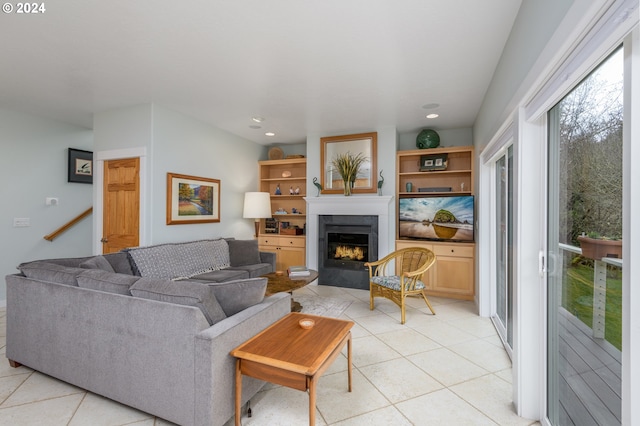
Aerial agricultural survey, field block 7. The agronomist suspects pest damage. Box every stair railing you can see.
[43,207,93,242]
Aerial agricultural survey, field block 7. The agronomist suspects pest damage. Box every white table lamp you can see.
[243,192,272,237]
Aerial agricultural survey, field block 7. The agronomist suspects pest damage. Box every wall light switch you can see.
[13,218,30,227]
[46,197,59,206]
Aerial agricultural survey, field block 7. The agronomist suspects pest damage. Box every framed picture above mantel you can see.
[166,172,220,225]
[320,132,377,194]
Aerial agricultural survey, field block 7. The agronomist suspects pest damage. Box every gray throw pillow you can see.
[130,278,227,326]
[79,256,116,273]
[207,277,267,316]
[77,269,139,295]
[18,262,85,286]
[228,239,261,267]
[103,252,134,275]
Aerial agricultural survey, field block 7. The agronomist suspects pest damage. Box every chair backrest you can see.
[397,247,436,275]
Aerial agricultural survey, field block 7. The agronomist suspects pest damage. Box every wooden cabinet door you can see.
[431,253,474,297]
[277,246,305,271]
[259,236,305,271]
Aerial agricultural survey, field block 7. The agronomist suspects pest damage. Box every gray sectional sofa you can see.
[5,238,291,426]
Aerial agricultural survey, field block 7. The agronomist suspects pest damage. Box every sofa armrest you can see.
[260,251,276,272]
[193,292,290,426]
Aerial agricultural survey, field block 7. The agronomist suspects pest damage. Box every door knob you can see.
[100,238,108,243]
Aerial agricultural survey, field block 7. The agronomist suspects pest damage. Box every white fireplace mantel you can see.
[304,195,394,269]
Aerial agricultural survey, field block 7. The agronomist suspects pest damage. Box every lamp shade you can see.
[243,192,271,219]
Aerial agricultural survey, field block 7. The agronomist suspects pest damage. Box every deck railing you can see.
[558,242,623,339]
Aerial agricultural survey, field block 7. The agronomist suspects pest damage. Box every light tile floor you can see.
[0,284,539,425]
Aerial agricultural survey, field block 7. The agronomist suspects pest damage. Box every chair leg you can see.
[421,291,436,315]
[400,296,406,324]
[369,286,375,311]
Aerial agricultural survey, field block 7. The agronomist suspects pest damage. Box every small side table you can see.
[231,312,353,425]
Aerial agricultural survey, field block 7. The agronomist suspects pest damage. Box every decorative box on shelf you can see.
[280,227,303,235]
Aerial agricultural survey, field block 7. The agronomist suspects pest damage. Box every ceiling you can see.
[1,1,522,145]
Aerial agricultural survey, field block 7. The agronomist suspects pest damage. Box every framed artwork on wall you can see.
[166,172,220,225]
[320,132,378,194]
[68,148,93,184]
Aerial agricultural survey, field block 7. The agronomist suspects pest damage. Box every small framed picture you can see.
[420,153,448,171]
[68,148,93,184]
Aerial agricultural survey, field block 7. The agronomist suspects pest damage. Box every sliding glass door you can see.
[547,48,623,426]
[494,146,514,351]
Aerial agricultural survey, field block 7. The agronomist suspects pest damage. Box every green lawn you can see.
[563,260,622,350]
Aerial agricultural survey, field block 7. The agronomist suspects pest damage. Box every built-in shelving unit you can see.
[258,158,307,270]
[396,146,476,300]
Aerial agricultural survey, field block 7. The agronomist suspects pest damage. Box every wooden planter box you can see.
[577,236,622,260]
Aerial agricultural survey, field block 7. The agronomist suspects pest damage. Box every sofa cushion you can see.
[77,269,140,295]
[124,239,230,280]
[130,278,227,325]
[228,239,261,267]
[79,256,116,273]
[207,277,267,316]
[187,269,249,283]
[227,263,273,278]
[18,262,85,286]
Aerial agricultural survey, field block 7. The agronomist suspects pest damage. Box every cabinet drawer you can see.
[278,237,305,248]
[258,237,276,247]
[432,245,474,258]
[259,236,305,248]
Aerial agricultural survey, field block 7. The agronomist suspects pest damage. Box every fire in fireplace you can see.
[327,232,369,263]
[334,245,365,261]
[318,215,378,290]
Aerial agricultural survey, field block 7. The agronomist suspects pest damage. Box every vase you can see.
[406,182,413,192]
[343,179,352,196]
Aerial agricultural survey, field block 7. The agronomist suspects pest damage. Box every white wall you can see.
[0,109,93,303]
[398,127,473,151]
[474,0,574,148]
[151,105,264,242]
[93,104,264,246]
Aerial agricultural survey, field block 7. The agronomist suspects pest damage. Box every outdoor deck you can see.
[558,307,621,425]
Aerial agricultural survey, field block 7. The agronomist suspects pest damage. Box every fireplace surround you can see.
[318,215,378,289]
[305,195,394,287]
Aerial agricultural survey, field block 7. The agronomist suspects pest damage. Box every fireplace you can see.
[318,215,378,289]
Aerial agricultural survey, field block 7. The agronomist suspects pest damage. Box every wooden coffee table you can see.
[262,269,318,311]
[231,312,353,426]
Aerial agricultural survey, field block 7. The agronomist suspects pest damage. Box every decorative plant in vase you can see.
[577,231,623,260]
[331,151,367,196]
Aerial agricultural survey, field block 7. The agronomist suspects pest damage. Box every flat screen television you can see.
[399,195,475,242]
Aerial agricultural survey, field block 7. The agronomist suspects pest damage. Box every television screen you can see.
[399,196,474,242]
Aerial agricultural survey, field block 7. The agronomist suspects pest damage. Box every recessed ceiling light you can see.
[426,113,439,119]
[265,132,275,137]
[252,117,265,123]
[249,125,262,129]
[422,103,440,109]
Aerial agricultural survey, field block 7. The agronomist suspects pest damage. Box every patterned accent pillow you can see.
[125,239,230,280]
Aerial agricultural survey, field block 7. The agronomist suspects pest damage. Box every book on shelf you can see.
[287,265,310,276]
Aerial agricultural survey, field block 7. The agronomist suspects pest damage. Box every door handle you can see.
[101,238,108,243]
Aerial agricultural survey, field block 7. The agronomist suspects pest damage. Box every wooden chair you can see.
[365,247,436,324]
